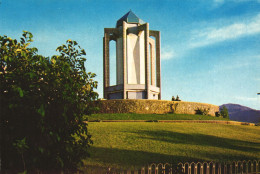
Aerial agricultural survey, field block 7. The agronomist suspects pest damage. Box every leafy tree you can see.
[0,31,98,171]
[220,106,229,119]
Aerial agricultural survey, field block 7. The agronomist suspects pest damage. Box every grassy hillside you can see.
[84,122,260,171]
[87,113,230,121]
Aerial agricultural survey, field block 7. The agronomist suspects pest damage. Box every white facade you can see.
[103,11,161,100]
[116,23,154,86]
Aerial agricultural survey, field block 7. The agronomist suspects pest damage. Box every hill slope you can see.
[220,104,260,123]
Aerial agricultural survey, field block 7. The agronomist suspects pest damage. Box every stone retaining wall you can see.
[94,99,219,116]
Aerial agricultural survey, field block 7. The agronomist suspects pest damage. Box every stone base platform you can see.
[94,99,219,116]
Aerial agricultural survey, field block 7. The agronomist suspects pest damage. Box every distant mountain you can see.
[220,104,260,123]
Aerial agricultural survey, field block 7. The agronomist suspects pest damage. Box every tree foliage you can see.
[0,31,98,171]
[220,106,229,119]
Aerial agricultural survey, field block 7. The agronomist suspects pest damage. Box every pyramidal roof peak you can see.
[116,10,145,27]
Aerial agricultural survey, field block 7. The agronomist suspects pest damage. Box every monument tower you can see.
[103,11,161,100]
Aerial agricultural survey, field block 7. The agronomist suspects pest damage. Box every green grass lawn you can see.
[83,122,260,171]
[87,113,230,121]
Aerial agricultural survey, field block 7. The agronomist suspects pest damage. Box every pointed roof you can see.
[116,10,145,27]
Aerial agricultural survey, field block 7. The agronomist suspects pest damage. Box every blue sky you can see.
[1,0,259,110]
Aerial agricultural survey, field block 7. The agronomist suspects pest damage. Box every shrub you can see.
[92,119,102,122]
[172,95,181,101]
[146,120,159,122]
[0,32,98,171]
[215,111,221,117]
[195,108,210,115]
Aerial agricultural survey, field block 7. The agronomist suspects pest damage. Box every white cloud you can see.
[238,0,260,2]
[210,0,259,7]
[234,96,258,102]
[213,0,225,6]
[214,0,224,3]
[190,13,260,48]
[213,0,260,4]
[161,48,177,60]
[211,61,251,73]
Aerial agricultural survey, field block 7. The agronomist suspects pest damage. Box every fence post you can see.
[240,162,244,173]
[235,162,238,174]
[256,161,259,173]
[245,163,248,174]
[162,164,165,174]
[250,162,253,174]
[141,167,145,174]
[148,165,151,174]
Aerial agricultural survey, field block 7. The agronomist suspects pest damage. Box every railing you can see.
[106,160,260,174]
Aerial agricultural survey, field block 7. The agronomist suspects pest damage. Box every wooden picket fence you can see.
[106,160,260,174]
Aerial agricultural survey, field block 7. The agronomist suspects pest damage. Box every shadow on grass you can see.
[86,144,258,170]
[130,130,260,154]
[86,146,201,168]
[85,129,259,170]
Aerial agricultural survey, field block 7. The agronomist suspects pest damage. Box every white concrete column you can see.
[122,21,127,99]
[149,30,161,99]
[103,33,110,99]
[149,38,156,86]
[144,23,150,99]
